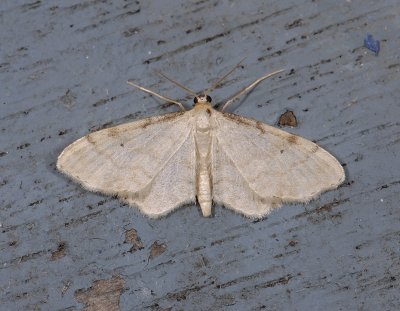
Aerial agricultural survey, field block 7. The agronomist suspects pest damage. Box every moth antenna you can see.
[220,69,285,112]
[205,58,246,95]
[127,81,186,111]
[155,71,198,97]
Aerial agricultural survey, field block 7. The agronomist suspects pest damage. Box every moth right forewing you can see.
[212,111,344,205]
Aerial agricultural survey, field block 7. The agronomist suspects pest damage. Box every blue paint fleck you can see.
[364,34,380,55]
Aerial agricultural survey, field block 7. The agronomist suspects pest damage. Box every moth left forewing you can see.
[212,111,344,216]
[57,111,197,217]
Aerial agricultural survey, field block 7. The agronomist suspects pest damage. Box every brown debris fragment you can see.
[278,110,298,127]
[61,281,71,296]
[125,228,144,252]
[149,241,167,259]
[75,275,125,311]
[51,242,66,260]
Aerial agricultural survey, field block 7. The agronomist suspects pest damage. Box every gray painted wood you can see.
[1,0,399,310]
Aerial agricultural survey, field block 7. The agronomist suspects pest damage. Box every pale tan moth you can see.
[57,63,345,218]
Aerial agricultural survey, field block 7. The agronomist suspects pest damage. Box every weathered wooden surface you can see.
[1,0,399,310]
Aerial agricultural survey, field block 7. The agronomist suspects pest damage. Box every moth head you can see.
[193,94,212,106]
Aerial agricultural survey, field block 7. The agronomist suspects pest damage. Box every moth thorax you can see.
[196,111,211,132]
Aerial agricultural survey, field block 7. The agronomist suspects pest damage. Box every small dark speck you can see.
[364,34,380,55]
[58,129,69,136]
[354,154,363,162]
[120,143,124,147]
[123,27,140,37]
[17,143,30,150]
[185,25,202,34]
[285,18,303,30]
[70,24,74,28]
[97,199,107,206]
[9,240,17,246]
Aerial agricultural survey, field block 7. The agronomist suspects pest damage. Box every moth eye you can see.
[194,97,198,104]
[206,95,212,102]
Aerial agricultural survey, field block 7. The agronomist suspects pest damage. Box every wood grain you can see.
[0,0,399,310]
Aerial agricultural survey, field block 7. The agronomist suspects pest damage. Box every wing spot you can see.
[280,149,284,154]
[141,111,185,129]
[86,134,96,145]
[141,119,152,129]
[256,121,265,134]
[120,143,124,147]
[311,145,319,153]
[107,127,120,137]
[223,112,254,127]
[287,135,298,144]
[206,108,211,116]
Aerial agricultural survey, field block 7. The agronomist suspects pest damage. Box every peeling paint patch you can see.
[278,110,297,127]
[125,228,144,252]
[149,241,167,259]
[75,275,125,311]
[51,242,66,260]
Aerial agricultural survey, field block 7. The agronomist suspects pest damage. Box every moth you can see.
[57,64,345,218]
